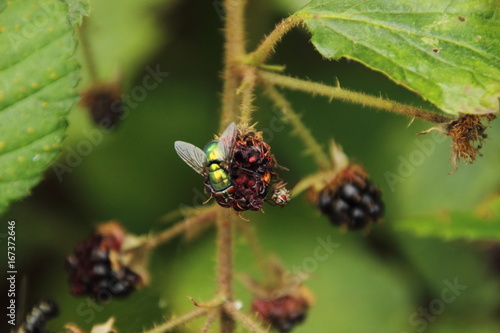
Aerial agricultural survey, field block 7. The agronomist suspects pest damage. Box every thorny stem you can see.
[259,70,454,124]
[220,0,248,130]
[201,309,220,333]
[237,222,275,282]
[263,83,332,170]
[148,206,217,248]
[239,66,258,127]
[142,308,208,333]
[247,16,302,66]
[216,208,236,332]
[223,303,269,333]
[78,17,99,83]
[218,1,249,331]
[189,295,226,308]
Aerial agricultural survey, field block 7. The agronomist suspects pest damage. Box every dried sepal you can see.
[419,114,496,173]
[448,114,496,173]
[293,141,348,197]
[65,317,118,333]
[91,317,118,333]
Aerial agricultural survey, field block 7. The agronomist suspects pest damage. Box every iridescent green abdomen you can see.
[207,163,232,191]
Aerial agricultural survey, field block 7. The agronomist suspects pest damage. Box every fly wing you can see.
[174,141,208,176]
[218,122,238,163]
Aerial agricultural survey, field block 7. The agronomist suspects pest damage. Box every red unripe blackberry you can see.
[16,300,59,333]
[252,295,309,332]
[315,165,384,230]
[224,129,277,211]
[65,222,141,301]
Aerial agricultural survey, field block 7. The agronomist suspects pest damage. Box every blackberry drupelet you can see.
[16,300,58,333]
[317,165,384,230]
[222,129,276,211]
[252,295,309,333]
[66,225,141,301]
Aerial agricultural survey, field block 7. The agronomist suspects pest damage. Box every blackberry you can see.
[66,223,141,301]
[15,300,58,333]
[223,129,277,211]
[80,83,124,129]
[316,165,384,230]
[252,295,309,332]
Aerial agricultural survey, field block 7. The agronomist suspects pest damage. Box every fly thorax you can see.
[204,141,225,163]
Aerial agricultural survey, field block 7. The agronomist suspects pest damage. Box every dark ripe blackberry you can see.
[316,165,384,230]
[80,83,124,129]
[252,295,309,332]
[16,300,59,333]
[66,226,141,301]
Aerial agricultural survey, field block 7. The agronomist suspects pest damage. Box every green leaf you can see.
[395,196,500,241]
[62,0,90,26]
[296,0,500,115]
[0,0,81,215]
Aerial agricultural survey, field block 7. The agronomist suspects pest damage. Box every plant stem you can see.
[239,66,257,127]
[220,0,248,130]
[78,17,99,83]
[201,309,219,333]
[259,70,453,124]
[236,222,273,281]
[217,1,251,332]
[247,16,302,66]
[216,208,235,332]
[148,206,217,248]
[142,308,208,333]
[223,303,268,333]
[263,83,332,170]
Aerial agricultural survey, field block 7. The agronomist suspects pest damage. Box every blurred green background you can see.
[2,0,500,332]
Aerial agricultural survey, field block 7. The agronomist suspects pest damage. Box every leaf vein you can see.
[0,68,77,115]
[314,20,438,91]
[300,13,499,62]
[0,30,71,72]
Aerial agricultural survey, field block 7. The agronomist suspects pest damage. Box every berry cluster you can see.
[66,226,141,301]
[211,130,276,211]
[316,165,384,230]
[16,300,58,333]
[252,295,309,332]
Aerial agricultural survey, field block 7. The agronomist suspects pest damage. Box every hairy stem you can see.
[149,206,217,248]
[201,309,219,333]
[223,303,268,333]
[142,308,208,333]
[216,208,235,332]
[220,0,248,130]
[247,16,302,66]
[239,66,258,127]
[237,222,274,281]
[78,18,99,82]
[217,1,250,332]
[259,71,453,124]
[263,83,332,170]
